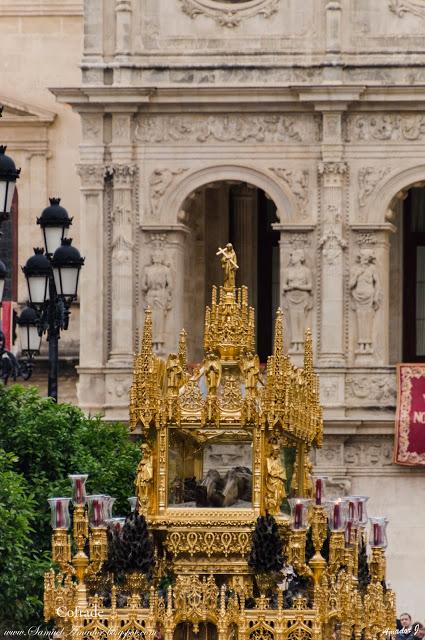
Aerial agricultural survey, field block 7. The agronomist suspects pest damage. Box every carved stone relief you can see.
[358,167,391,208]
[319,229,347,266]
[349,248,382,355]
[346,113,425,142]
[344,437,393,467]
[282,246,313,353]
[149,169,188,216]
[141,235,173,353]
[389,0,425,20]
[178,0,280,28]
[269,168,309,216]
[345,374,397,407]
[135,114,319,145]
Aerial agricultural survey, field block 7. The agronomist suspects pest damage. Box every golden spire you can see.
[129,307,158,431]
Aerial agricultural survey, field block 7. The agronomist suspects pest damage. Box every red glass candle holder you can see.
[68,474,88,506]
[327,499,347,531]
[369,517,388,548]
[48,497,71,530]
[288,498,312,530]
[312,476,327,506]
[342,496,360,526]
[86,495,109,527]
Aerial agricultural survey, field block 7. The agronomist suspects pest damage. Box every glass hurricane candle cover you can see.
[350,496,369,526]
[86,495,109,527]
[103,496,116,520]
[128,496,138,511]
[327,499,347,531]
[288,498,312,529]
[48,497,71,530]
[68,474,88,505]
[369,517,388,548]
[105,517,126,534]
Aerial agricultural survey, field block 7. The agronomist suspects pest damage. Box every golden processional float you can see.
[44,245,395,640]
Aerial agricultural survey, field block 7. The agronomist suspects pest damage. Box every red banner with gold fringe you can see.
[395,363,425,465]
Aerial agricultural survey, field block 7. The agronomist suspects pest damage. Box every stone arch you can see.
[368,164,425,225]
[158,164,297,224]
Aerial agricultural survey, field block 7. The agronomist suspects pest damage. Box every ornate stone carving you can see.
[178,0,279,28]
[346,113,425,142]
[389,0,425,20]
[135,114,318,145]
[319,229,347,266]
[282,248,313,353]
[349,248,382,355]
[81,114,102,143]
[324,477,352,500]
[344,438,393,467]
[77,164,111,189]
[358,167,391,207]
[270,168,309,216]
[110,163,136,187]
[345,374,397,407]
[149,168,188,216]
[141,237,173,353]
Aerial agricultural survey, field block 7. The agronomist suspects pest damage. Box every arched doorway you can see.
[173,622,218,640]
[181,180,279,362]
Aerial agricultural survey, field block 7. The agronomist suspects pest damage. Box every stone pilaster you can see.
[108,163,136,366]
[77,163,109,411]
[115,0,132,57]
[231,184,257,306]
[318,161,348,367]
[82,0,104,83]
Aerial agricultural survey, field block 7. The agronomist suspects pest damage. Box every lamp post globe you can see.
[16,306,41,358]
[0,145,20,222]
[37,198,73,256]
[0,258,6,304]
[22,248,51,308]
[52,238,84,304]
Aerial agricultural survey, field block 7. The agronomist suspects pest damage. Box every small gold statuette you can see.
[135,442,154,514]
[216,242,238,289]
[264,439,287,515]
[241,351,260,391]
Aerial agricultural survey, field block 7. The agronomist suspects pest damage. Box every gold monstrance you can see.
[44,245,395,640]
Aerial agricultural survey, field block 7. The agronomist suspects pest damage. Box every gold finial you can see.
[273,308,284,362]
[178,329,188,371]
[304,328,314,384]
[216,243,238,290]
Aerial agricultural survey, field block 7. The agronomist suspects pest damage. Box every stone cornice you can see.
[51,84,425,111]
[0,1,82,16]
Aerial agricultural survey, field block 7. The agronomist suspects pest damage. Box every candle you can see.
[294,500,303,529]
[93,499,102,526]
[315,478,322,506]
[75,479,83,504]
[358,501,363,523]
[348,500,355,522]
[56,500,64,529]
[333,501,341,530]
[373,523,381,546]
[346,521,352,546]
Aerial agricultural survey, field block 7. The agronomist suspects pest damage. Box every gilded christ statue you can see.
[217,243,238,289]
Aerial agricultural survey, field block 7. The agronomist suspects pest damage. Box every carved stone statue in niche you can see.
[135,443,154,514]
[264,439,286,515]
[282,249,313,352]
[141,250,172,353]
[349,248,381,355]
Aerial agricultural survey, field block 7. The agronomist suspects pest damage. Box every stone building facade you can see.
[5,0,425,618]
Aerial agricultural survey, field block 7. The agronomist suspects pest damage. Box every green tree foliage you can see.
[0,384,140,628]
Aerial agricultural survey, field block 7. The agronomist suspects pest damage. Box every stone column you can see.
[108,111,136,366]
[77,163,108,410]
[82,0,104,84]
[350,224,395,366]
[114,0,132,84]
[318,161,347,367]
[231,184,257,305]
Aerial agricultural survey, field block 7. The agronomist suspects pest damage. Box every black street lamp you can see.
[21,222,84,402]
[37,197,73,256]
[0,145,21,224]
[16,306,41,359]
